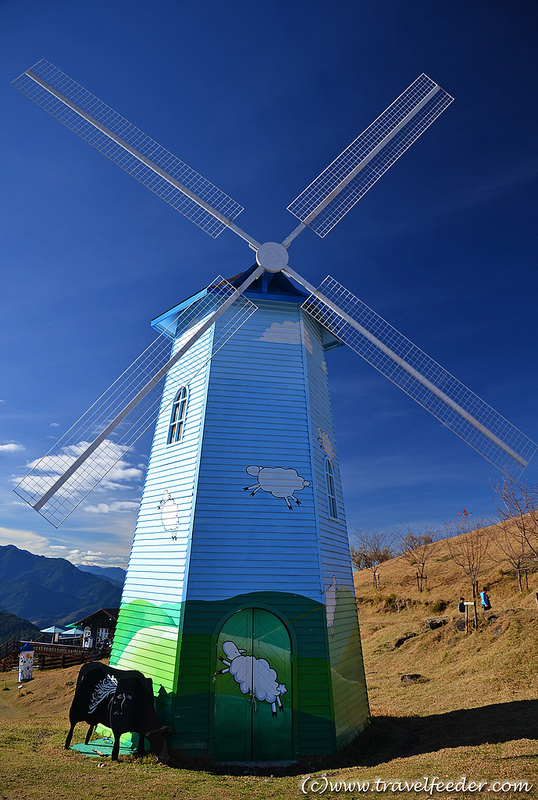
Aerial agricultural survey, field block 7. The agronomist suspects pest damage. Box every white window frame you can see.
[167,386,188,444]
[325,458,338,519]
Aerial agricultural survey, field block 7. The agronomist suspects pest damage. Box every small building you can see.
[76,608,118,650]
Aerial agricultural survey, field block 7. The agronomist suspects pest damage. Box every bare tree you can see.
[445,509,490,629]
[397,524,439,591]
[494,522,534,592]
[492,471,538,563]
[350,529,392,588]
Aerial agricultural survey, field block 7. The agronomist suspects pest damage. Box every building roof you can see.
[151,265,342,350]
[76,607,119,626]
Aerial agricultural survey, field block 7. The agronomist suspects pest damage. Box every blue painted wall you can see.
[186,299,322,602]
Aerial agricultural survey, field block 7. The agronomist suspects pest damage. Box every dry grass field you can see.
[1,527,537,799]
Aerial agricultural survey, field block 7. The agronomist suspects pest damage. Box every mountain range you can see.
[77,564,126,588]
[0,605,41,643]
[0,545,124,630]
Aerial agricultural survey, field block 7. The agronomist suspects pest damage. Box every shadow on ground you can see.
[341,698,538,768]
[168,698,538,775]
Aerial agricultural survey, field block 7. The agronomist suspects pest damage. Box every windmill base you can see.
[110,589,369,762]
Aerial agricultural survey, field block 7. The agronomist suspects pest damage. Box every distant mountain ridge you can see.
[0,606,41,645]
[0,545,122,629]
[78,564,126,588]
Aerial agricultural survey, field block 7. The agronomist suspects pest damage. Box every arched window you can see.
[325,459,338,519]
[167,386,188,444]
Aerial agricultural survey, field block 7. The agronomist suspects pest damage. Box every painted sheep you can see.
[244,465,310,510]
[158,489,180,538]
[325,576,339,635]
[219,640,287,715]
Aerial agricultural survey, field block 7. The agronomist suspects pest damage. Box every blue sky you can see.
[1,1,537,568]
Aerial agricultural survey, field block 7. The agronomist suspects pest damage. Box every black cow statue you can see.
[65,661,173,762]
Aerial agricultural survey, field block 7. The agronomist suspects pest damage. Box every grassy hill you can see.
[353,522,538,725]
[353,519,538,615]
[0,525,536,798]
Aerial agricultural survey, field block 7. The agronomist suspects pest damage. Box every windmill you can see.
[13,61,536,761]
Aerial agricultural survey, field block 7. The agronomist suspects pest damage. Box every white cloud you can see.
[17,440,144,503]
[83,501,139,514]
[50,422,60,427]
[258,321,302,344]
[100,461,144,490]
[0,525,61,556]
[66,548,127,568]
[258,320,314,353]
[0,443,25,453]
[0,527,129,569]
[466,155,538,208]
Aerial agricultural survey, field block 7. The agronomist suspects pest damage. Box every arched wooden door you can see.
[214,608,292,761]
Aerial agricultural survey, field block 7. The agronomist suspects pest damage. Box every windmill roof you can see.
[228,264,309,301]
[151,265,342,350]
[230,267,343,350]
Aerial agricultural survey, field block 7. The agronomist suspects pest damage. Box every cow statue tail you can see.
[146,725,174,764]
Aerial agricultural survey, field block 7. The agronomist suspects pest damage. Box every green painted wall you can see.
[109,590,366,758]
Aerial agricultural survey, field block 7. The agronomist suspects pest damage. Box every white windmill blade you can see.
[12,60,259,247]
[284,267,536,477]
[14,271,261,528]
[284,74,453,243]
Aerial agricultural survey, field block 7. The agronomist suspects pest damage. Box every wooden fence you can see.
[1,638,108,673]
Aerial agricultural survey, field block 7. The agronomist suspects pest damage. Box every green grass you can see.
[1,610,538,800]
[2,532,538,800]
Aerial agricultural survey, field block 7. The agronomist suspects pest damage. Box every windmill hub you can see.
[256,241,289,272]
